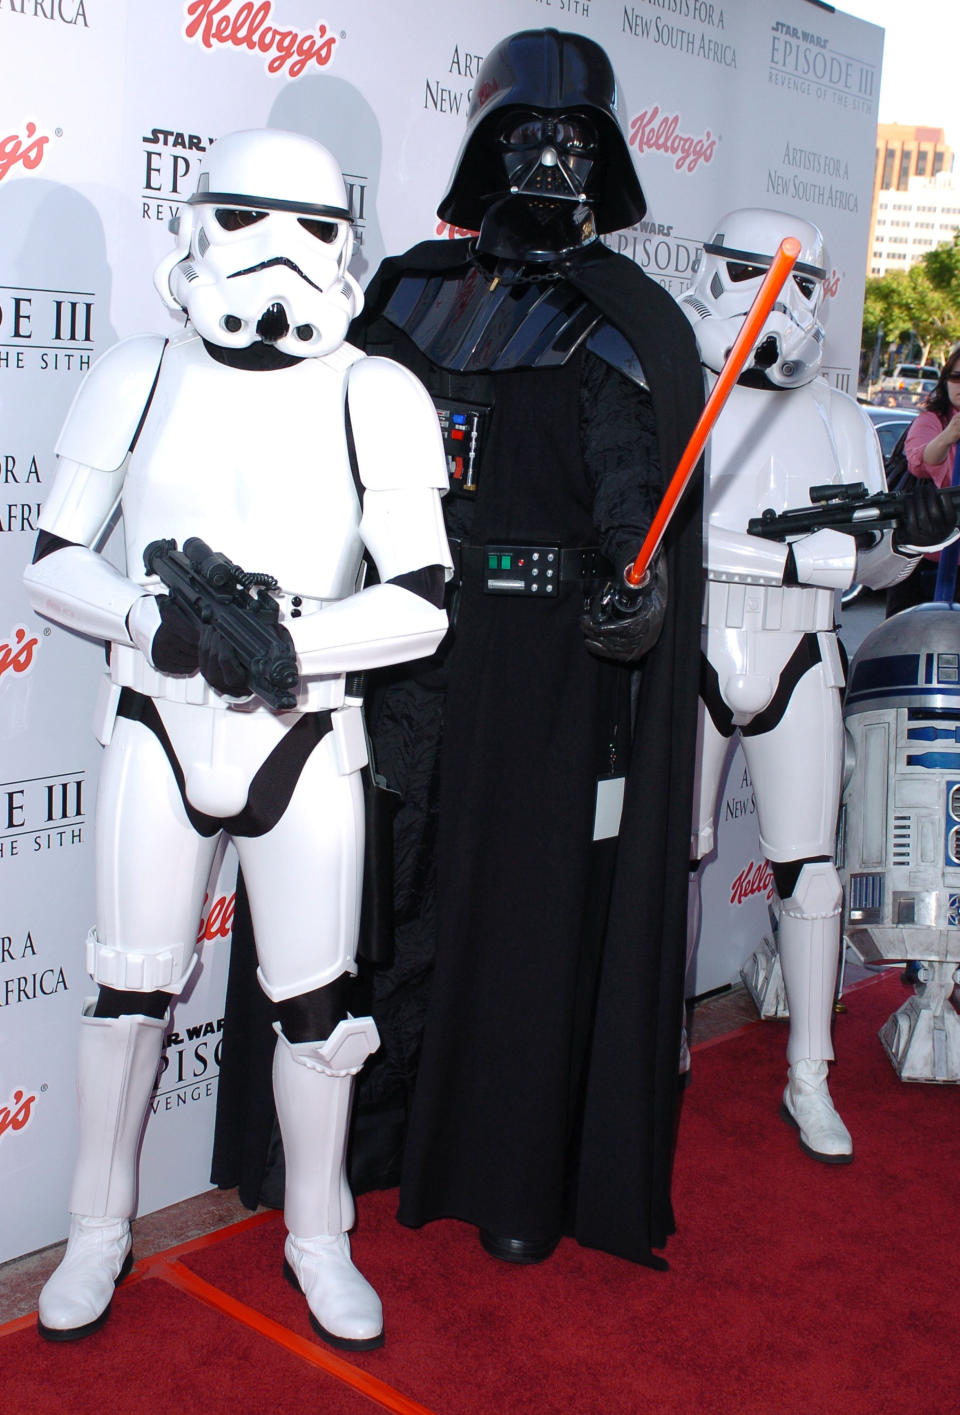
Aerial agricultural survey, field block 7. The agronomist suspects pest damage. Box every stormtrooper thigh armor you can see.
[695,618,853,1161]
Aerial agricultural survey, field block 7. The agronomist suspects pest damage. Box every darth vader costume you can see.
[214,28,704,1267]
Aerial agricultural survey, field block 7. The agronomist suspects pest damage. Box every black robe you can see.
[355,239,703,1265]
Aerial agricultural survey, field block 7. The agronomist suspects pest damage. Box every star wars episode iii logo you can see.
[0,284,94,373]
[183,0,338,78]
[141,127,213,224]
[604,218,703,295]
[155,1015,223,1110]
[0,769,85,860]
[528,0,591,22]
[0,1,88,25]
[769,18,876,113]
[140,127,368,251]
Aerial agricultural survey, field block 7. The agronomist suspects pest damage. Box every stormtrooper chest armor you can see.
[124,335,365,601]
[705,378,848,538]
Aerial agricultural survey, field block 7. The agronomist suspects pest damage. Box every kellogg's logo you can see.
[730,859,775,906]
[436,220,477,241]
[196,889,235,944]
[0,122,49,183]
[0,626,39,683]
[823,269,840,301]
[629,107,716,174]
[0,1087,35,1144]
[183,0,338,78]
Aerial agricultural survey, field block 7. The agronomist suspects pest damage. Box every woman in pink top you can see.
[886,342,960,612]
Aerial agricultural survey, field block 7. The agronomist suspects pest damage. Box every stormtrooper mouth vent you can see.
[256,303,290,343]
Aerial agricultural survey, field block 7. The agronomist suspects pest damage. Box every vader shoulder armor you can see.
[585,321,648,389]
[56,334,168,472]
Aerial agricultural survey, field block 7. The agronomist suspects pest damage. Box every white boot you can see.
[777,864,852,1164]
[38,1007,166,1340]
[781,1058,853,1164]
[273,1018,384,1351]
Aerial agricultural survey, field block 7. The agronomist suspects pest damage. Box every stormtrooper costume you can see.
[680,209,952,1163]
[24,129,451,1348]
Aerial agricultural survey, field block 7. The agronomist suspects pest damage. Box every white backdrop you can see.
[0,0,883,1263]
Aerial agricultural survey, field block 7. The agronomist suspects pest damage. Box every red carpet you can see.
[4,971,958,1415]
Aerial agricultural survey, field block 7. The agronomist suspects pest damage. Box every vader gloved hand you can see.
[149,594,201,675]
[581,552,667,663]
[893,479,959,554]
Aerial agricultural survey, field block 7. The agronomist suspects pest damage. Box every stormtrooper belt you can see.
[449,538,610,598]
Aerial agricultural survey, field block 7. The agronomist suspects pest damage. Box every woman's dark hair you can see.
[926,340,960,418]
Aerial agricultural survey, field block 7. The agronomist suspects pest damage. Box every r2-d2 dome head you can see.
[680,208,827,388]
[154,128,363,358]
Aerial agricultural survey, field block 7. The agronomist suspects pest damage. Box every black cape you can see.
[355,239,704,1265]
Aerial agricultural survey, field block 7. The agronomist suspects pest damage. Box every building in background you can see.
[867,124,957,276]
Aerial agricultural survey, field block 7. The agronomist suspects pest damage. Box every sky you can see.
[837,0,960,151]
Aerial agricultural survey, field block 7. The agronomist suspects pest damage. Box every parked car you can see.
[866,404,918,466]
[873,364,939,409]
[879,362,940,389]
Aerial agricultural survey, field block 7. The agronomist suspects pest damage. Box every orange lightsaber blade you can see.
[626,235,802,587]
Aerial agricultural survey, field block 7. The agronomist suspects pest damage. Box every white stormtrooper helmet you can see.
[680,208,827,389]
[154,128,364,358]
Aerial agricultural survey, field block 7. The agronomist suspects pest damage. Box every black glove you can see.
[581,553,667,663]
[197,621,249,697]
[893,479,958,552]
[150,594,200,675]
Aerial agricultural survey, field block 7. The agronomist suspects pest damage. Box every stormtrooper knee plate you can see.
[273,1016,383,1350]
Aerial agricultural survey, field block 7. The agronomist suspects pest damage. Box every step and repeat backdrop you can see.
[1,0,882,1262]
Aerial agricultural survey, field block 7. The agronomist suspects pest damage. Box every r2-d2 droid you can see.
[840,602,960,1081]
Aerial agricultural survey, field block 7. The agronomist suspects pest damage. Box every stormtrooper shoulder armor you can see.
[347,355,449,493]
[584,322,648,389]
[822,384,886,494]
[56,335,167,472]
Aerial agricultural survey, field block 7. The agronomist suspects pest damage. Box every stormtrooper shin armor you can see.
[27,129,451,1346]
[683,208,919,1163]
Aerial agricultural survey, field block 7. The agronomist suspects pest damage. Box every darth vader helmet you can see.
[154,128,364,358]
[438,27,646,264]
[679,208,828,388]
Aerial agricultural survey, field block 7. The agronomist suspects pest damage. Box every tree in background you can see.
[862,232,960,372]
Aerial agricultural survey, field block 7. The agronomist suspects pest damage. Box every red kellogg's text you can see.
[184,0,337,77]
[0,123,49,183]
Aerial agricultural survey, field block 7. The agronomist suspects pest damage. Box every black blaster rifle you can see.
[747,481,960,542]
[143,537,299,711]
